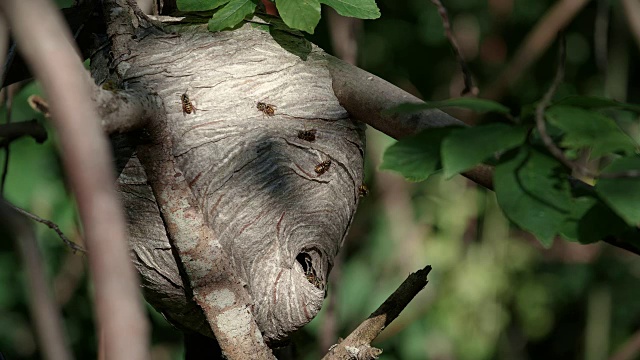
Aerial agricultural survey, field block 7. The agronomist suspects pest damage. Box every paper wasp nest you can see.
[115,23,365,342]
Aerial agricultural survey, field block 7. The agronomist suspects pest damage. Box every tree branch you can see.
[0,1,150,359]
[1,200,73,360]
[328,55,640,256]
[483,0,589,101]
[327,55,494,190]
[136,122,275,360]
[0,119,48,146]
[323,265,432,360]
[91,82,161,135]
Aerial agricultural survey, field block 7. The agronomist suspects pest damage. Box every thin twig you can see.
[535,36,640,180]
[1,200,74,360]
[323,265,432,360]
[1,84,14,195]
[430,0,478,96]
[8,202,86,254]
[535,35,576,171]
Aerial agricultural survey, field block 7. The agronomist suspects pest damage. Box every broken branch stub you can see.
[116,23,365,342]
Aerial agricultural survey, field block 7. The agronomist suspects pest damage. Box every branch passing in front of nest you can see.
[136,123,276,360]
[91,81,163,135]
[323,265,433,360]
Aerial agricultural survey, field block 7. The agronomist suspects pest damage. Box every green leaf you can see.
[441,123,529,178]
[178,0,230,11]
[554,96,640,113]
[545,105,638,158]
[595,156,640,226]
[320,0,380,19]
[494,148,572,247]
[207,0,257,32]
[276,0,321,34]
[386,98,510,115]
[578,201,629,243]
[380,127,459,182]
[558,196,597,242]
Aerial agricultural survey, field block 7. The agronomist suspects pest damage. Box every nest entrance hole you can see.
[295,251,324,290]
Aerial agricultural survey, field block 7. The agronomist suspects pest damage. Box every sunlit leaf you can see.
[494,147,572,247]
[595,156,640,226]
[320,0,380,19]
[557,196,630,244]
[276,0,321,34]
[207,0,257,32]
[554,96,640,113]
[545,105,638,158]
[380,127,459,182]
[178,0,230,11]
[441,123,529,178]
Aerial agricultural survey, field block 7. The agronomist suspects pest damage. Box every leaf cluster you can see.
[176,0,380,33]
[381,97,640,249]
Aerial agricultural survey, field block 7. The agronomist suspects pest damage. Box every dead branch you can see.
[430,0,478,96]
[1,200,73,360]
[323,265,432,360]
[327,55,494,190]
[7,202,85,253]
[0,1,150,359]
[484,0,589,101]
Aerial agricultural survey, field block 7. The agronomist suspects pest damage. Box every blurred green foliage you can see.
[2,0,640,359]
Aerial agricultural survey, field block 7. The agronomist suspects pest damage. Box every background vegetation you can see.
[1,0,640,359]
